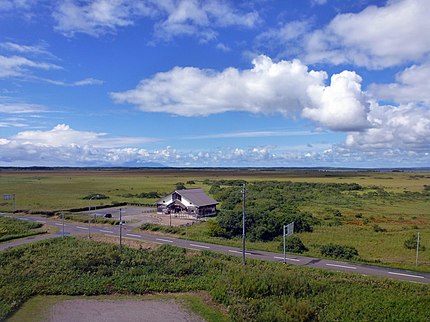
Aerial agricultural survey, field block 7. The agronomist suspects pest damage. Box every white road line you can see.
[326,263,357,270]
[388,272,425,279]
[156,238,173,243]
[99,229,113,233]
[76,226,88,230]
[228,249,251,255]
[18,217,29,221]
[189,244,210,249]
[54,223,63,226]
[274,256,300,262]
[126,233,142,238]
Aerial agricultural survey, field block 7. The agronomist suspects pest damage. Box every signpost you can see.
[283,221,295,264]
[3,194,16,212]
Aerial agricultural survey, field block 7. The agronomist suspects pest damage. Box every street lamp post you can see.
[242,182,246,266]
[88,194,99,238]
[119,208,123,255]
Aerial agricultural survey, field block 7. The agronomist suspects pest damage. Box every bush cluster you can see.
[139,223,185,235]
[319,243,359,260]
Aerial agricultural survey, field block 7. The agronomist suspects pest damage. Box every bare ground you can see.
[47,299,206,322]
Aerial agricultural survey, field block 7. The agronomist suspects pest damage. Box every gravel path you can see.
[47,299,206,322]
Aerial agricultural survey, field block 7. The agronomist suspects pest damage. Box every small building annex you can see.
[156,188,218,218]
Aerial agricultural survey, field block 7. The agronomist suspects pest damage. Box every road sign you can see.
[286,221,294,236]
[3,194,14,201]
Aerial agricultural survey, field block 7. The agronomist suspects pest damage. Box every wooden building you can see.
[156,188,218,218]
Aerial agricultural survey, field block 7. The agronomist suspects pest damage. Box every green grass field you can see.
[1,237,429,321]
[1,168,429,271]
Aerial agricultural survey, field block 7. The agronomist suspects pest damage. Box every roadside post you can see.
[242,182,246,266]
[88,194,99,239]
[416,232,420,266]
[62,211,65,238]
[186,223,189,240]
[119,208,123,255]
[283,225,286,264]
[283,221,295,264]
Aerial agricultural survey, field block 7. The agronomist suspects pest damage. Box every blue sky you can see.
[0,0,429,167]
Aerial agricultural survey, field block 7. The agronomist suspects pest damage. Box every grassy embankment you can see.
[0,216,45,243]
[1,169,429,270]
[1,237,429,321]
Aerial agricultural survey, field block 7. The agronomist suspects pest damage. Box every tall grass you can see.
[1,237,429,321]
[0,217,45,242]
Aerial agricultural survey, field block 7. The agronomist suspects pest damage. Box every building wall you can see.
[157,192,217,218]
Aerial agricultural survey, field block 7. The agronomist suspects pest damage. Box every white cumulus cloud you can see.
[259,0,430,69]
[305,0,430,68]
[112,55,373,132]
[111,55,326,117]
[369,62,430,105]
[346,104,430,152]
[303,71,370,131]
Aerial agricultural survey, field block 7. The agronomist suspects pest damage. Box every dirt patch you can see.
[8,296,207,322]
[48,298,205,322]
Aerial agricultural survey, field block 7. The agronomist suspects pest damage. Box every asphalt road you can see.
[2,213,430,284]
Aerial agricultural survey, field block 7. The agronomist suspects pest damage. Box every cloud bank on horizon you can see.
[0,0,429,167]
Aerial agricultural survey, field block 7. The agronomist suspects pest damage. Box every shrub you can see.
[404,233,426,251]
[278,236,308,254]
[139,223,184,235]
[320,243,359,260]
[355,213,363,219]
[82,193,109,200]
[372,224,386,232]
[175,182,186,190]
[207,221,229,238]
[333,210,342,217]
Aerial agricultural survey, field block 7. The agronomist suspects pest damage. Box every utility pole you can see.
[62,211,65,238]
[119,208,123,255]
[242,182,246,265]
[416,232,420,266]
[88,194,99,239]
[283,224,286,264]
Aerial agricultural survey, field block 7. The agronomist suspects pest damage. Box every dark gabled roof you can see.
[176,188,218,207]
